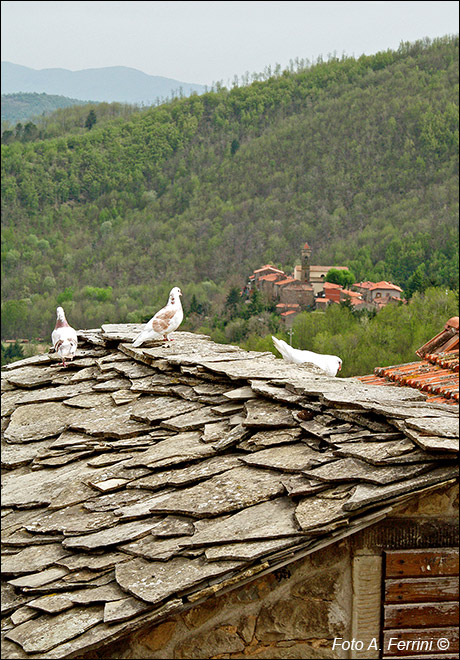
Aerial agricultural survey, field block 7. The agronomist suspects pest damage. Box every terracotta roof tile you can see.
[357,319,459,405]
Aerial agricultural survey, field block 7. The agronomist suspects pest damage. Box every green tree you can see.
[85,109,97,131]
[325,268,356,288]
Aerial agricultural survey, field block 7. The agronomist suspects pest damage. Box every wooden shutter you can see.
[382,548,459,659]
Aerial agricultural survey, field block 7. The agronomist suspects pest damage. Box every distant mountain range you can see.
[1,62,207,105]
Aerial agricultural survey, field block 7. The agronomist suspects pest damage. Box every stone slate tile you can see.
[115,555,242,606]
[249,381,304,404]
[92,377,132,392]
[146,466,285,518]
[334,442,451,465]
[69,366,99,383]
[130,374,181,393]
[88,477,130,493]
[1,460,98,508]
[86,453,133,468]
[111,361,157,379]
[211,423,251,451]
[10,605,39,626]
[1,544,71,576]
[404,416,459,438]
[1,529,63,548]
[294,491,352,533]
[331,438,416,464]
[4,402,72,443]
[1,438,55,469]
[121,431,215,471]
[180,498,302,548]
[69,402,152,438]
[62,519,163,551]
[343,465,459,511]
[4,366,58,389]
[280,475,330,497]
[23,504,116,536]
[8,382,97,406]
[1,584,34,617]
[201,420,232,443]
[240,443,330,473]
[82,488,157,513]
[38,570,115,593]
[243,399,297,428]
[237,428,302,452]
[363,401,459,420]
[200,357,320,382]
[62,392,113,408]
[103,596,156,624]
[326,408,395,432]
[303,457,432,484]
[111,491,176,521]
[392,420,459,453]
[204,536,304,562]
[55,552,130,573]
[31,450,96,468]
[211,401,245,415]
[110,390,142,406]
[8,566,69,589]
[127,454,243,492]
[130,396,201,423]
[160,406,225,431]
[64,581,126,605]
[5,604,104,654]
[119,535,185,561]
[320,384,426,408]
[26,595,73,614]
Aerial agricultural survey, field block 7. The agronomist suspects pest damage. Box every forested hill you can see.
[1,36,459,340]
[1,92,92,125]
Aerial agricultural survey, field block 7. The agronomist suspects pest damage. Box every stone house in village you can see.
[1,319,458,660]
[248,244,403,324]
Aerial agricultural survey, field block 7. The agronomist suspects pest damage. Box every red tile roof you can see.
[253,265,285,275]
[356,317,459,405]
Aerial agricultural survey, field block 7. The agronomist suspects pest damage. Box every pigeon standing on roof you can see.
[51,307,78,367]
[272,336,342,377]
[132,287,183,347]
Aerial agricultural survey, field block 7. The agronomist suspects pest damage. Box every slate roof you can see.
[2,327,459,659]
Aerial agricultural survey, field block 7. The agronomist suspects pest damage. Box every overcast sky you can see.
[1,1,458,86]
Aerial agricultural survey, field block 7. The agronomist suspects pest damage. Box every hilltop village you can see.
[246,243,403,325]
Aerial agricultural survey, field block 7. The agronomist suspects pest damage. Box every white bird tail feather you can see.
[272,336,294,362]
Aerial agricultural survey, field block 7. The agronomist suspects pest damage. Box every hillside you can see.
[1,62,207,104]
[1,37,459,346]
[1,92,92,125]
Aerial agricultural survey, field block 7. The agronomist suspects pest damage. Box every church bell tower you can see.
[300,242,312,283]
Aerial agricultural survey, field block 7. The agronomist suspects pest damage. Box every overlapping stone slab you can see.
[146,466,285,518]
[115,556,242,606]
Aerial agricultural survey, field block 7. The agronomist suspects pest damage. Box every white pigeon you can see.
[272,336,342,377]
[51,306,78,367]
[132,287,183,347]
